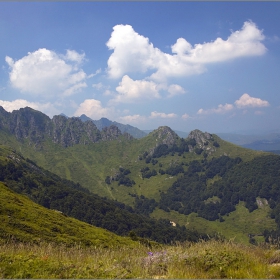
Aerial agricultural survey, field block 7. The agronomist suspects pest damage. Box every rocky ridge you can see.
[0,107,133,147]
[80,115,147,139]
[144,126,218,157]
[151,126,179,146]
[187,129,216,154]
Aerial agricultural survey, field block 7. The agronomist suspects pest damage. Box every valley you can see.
[0,106,280,246]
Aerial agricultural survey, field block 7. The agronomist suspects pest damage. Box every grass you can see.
[1,239,280,278]
[0,182,135,248]
[0,130,275,241]
[151,201,276,245]
[211,134,271,162]
[0,130,269,206]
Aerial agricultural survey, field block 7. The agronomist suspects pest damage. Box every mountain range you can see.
[79,114,147,139]
[1,106,280,245]
[62,112,280,153]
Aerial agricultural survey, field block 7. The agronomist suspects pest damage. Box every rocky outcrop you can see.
[101,125,122,141]
[187,129,216,154]
[0,106,133,147]
[52,116,101,146]
[187,129,212,146]
[6,107,51,142]
[150,126,178,146]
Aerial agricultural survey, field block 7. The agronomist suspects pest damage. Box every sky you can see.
[1,2,280,134]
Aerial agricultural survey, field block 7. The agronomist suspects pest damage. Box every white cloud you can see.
[234,93,269,108]
[0,99,57,116]
[197,103,234,115]
[103,89,114,96]
[63,82,87,97]
[182,113,190,120]
[63,49,85,64]
[106,24,157,79]
[167,84,186,98]
[92,82,104,90]
[197,93,269,115]
[172,21,266,65]
[6,48,89,97]
[74,99,112,119]
[88,68,102,78]
[106,21,266,82]
[119,114,146,124]
[113,75,161,103]
[150,111,177,119]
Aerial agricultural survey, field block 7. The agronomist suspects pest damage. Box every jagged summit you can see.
[149,126,179,146]
[186,129,217,154]
[78,114,146,139]
[187,129,213,145]
[0,107,133,148]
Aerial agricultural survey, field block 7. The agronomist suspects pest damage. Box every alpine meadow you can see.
[1,2,280,278]
[1,106,280,278]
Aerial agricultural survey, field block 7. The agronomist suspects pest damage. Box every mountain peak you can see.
[187,129,217,153]
[187,129,213,145]
[150,126,178,146]
[79,114,92,122]
[79,116,146,139]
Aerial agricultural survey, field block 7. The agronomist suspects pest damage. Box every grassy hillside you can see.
[1,239,280,279]
[0,129,268,205]
[151,201,276,244]
[0,143,198,244]
[0,182,134,247]
[0,125,277,246]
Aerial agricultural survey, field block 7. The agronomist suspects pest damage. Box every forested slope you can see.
[0,144,200,244]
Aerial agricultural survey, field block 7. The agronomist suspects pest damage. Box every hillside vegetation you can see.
[1,106,280,245]
[1,239,280,279]
[0,182,134,247]
[0,144,200,244]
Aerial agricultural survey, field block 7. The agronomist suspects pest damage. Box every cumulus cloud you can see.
[113,75,161,103]
[234,93,269,108]
[119,114,146,124]
[0,99,57,116]
[197,93,269,115]
[74,99,111,119]
[106,25,157,79]
[106,21,266,82]
[63,82,87,97]
[167,84,186,98]
[182,113,190,120]
[63,49,85,64]
[197,103,234,115]
[150,111,177,119]
[5,48,89,97]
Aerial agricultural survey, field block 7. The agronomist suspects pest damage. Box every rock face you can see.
[150,126,178,146]
[5,107,51,142]
[187,129,213,146]
[101,125,124,141]
[0,106,133,147]
[187,129,216,154]
[51,115,102,146]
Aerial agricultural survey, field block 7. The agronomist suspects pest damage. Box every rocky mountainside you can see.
[79,114,147,139]
[187,129,217,154]
[0,106,276,244]
[0,107,132,147]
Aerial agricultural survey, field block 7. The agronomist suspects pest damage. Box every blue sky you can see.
[1,2,280,133]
